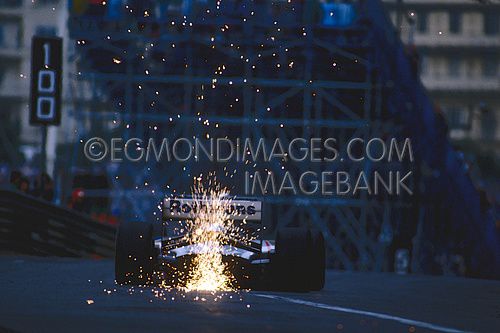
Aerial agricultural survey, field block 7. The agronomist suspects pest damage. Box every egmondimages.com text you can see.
[83,137,414,196]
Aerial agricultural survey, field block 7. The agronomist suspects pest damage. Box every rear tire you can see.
[273,227,312,292]
[309,230,326,291]
[115,221,155,285]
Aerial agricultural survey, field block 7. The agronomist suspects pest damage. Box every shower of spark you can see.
[182,177,237,292]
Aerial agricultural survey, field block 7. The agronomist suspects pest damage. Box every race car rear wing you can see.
[162,197,262,221]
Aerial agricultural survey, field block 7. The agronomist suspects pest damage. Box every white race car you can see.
[115,197,325,291]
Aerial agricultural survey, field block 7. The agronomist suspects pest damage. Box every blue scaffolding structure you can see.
[64,0,499,277]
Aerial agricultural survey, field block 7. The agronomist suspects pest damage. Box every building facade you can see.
[384,0,499,147]
[1,0,498,184]
[0,0,80,176]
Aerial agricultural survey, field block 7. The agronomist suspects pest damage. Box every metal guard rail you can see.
[0,189,116,258]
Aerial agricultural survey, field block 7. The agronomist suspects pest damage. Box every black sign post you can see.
[30,36,63,173]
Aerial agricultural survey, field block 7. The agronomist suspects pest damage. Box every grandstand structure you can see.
[66,0,498,276]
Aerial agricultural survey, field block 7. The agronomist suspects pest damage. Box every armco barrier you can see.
[0,189,116,257]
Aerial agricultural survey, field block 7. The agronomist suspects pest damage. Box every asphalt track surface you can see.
[0,256,499,333]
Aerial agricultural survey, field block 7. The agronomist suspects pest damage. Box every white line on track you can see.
[253,294,472,333]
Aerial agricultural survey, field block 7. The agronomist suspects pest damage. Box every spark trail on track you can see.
[0,256,498,333]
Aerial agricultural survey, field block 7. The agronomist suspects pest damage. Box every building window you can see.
[0,0,22,8]
[483,13,499,35]
[448,56,461,77]
[479,105,498,141]
[0,66,5,83]
[417,11,428,33]
[34,0,59,5]
[0,25,4,47]
[35,26,57,37]
[483,55,498,77]
[389,10,396,26]
[430,57,447,78]
[449,11,462,34]
[420,55,429,76]
[445,107,470,130]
